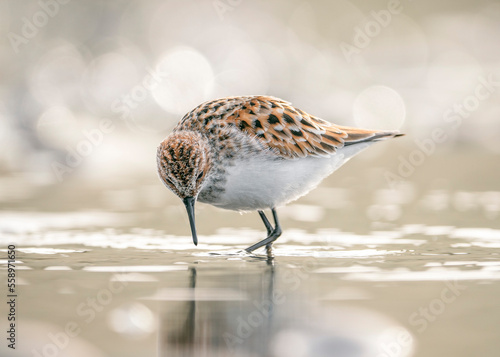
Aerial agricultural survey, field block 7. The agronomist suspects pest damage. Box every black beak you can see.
[182,197,198,246]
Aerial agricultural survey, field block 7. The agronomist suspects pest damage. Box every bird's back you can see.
[175,95,402,160]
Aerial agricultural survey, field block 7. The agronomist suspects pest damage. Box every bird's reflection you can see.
[159,258,276,356]
[165,267,196,348]
[158,255,414,357]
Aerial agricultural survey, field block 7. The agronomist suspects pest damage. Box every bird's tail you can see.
[332,125,404,146]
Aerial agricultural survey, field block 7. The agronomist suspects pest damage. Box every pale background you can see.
[1,1,500,357]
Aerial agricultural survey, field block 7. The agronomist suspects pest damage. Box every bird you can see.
[157,95,403,254]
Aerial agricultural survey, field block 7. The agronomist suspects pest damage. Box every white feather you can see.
[209,142,372,211]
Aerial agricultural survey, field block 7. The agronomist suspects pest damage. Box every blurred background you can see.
[0,0,500,233]
[1,1,500,357]
[1,0,499,228]
[0,0,500,214]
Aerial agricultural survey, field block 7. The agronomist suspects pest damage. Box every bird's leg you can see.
[258,210,275,257]
[266,208,282,255]
[245,208,282,253]
[258,210,273,236]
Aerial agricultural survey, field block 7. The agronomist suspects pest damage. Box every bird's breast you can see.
[197,130,374,211]
[198,151,348,211]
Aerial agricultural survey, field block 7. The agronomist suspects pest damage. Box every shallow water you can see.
[1,212,500,357]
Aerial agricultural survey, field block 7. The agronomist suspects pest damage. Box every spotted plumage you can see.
[157,95,404,253]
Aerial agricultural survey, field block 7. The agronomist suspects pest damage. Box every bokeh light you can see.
[353,85,406,130]
[152,47,214,115]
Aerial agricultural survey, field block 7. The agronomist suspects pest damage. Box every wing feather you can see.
[176,95,402,159]
[224,96,347,159]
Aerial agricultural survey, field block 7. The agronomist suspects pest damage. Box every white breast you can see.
[210,143,372,211]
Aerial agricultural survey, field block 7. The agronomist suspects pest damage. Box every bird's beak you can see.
[182,197,198,246]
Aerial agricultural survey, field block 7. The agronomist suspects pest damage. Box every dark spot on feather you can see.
[300,118,315,128]
[203,115,215,125]
[254,119,263,129]
[257,133,266,138]
[283,113,295,124]
[291,128,303,137]
[250,101,256,106]
[239,121,250,131]
[248,109,255,115]
[200,108,208,114]
[294,143,304,153]
[268,114,280,125]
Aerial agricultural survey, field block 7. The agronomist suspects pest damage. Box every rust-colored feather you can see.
[175,96,402,159]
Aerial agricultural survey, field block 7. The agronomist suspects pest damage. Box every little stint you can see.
[157,96,403,253]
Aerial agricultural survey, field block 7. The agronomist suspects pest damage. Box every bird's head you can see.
[157,131,212,246]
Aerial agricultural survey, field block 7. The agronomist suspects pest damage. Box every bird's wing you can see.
[225,96,400,159]
[176,95,402,159]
